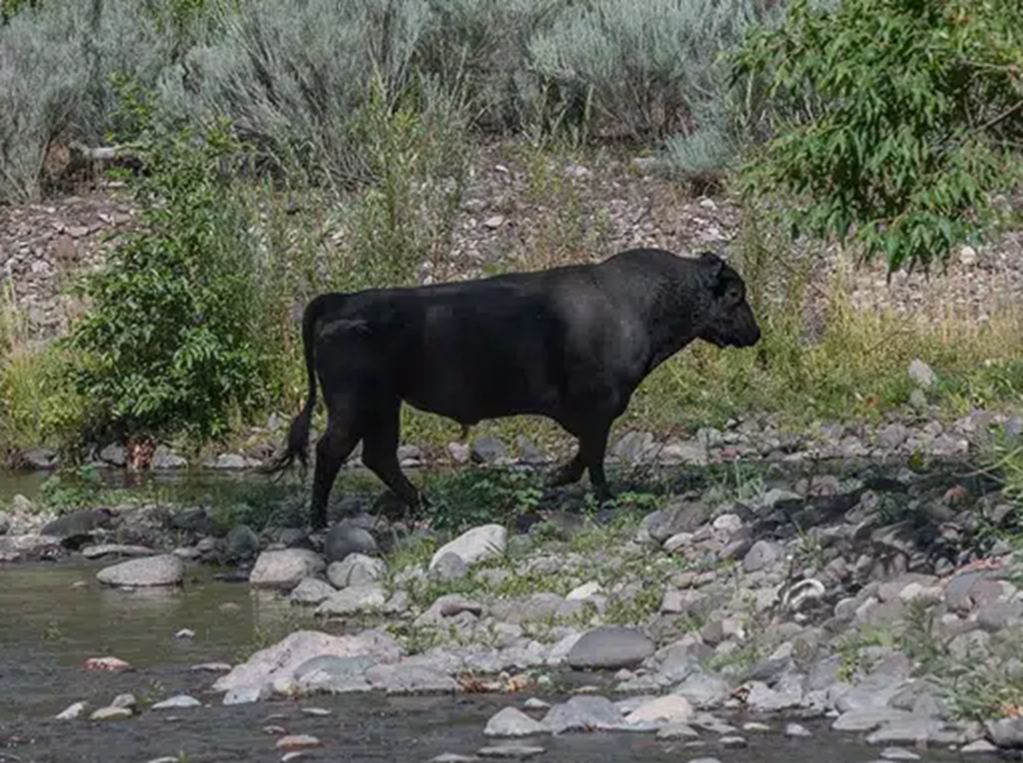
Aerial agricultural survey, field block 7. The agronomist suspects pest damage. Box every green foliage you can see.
[528,0,782,142]
[419,467,543,533]
[732,0,1023,273]
[63,117,273,442]
[0,0,37,22]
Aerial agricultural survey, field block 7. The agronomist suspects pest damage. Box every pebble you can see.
[477,746,546,760]
[880,749,920,761]
[82,656,132,672]
[89,706,132,721]
[276,735,322,751]
[55,701,88,720]
[523,698,550,710]
[719,736,747,748]
[784,723,812,737]
[152,695,201,710]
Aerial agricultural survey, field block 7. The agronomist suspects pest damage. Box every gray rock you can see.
[494,593,583,625]
[0,534,63,562]
[879,748,920,760]
[485,707,548,737]
[908,359,936,388]
[289,578,338,606]
[416,594,486,628]
[961,739,998,754]
[19,447,58,469]
[222,684,271,705]
[742,540,783,573]
[431,552,469,583]
[293,655,375,694]
[976,600,1023,631]
[315,584,387,616]
[720,736,748,748]
[81,544,155,560]
[96,554,185,587]
[40,508,112,540]
[151,695,201,710]
[0,511,10,535]
[641,501,713,543]
[327,553,387,588]
[99,443,127,467]
[364,663,459,694]
[745,679,803,712]
[877,424,911,450]
[472,436,509,464]
[90,706,132,721]
[151,445,188,469]
[325,523,379,563]
[832,709,916,732]
[987,717,1023,749]
[865,717,955,745]
[655,643,702,684]
[224,524,260,563]
[656,723,700,740]
[673,672,731,709]
[477,745,545,759]
[249,549,326,590]
[429,524,508,571]
[541,695,626,733]
[213,629,402,696]
[566,626,654,670]
[55,701,89,720]
[433,755,482,763]
[784,723,811,737]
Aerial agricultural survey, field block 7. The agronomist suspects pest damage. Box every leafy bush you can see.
[528,0,785,142]
[63,119,276,443]
[732,0,1023,273]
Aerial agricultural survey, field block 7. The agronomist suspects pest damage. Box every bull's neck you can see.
[639,275,705,370]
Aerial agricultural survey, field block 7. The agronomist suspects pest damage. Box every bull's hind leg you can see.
[361,397,423,513]
[310,402,363,531]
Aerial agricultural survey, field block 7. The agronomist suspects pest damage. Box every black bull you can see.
[266,247,762,529]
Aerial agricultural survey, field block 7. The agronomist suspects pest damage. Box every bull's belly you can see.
[400,381,559,425]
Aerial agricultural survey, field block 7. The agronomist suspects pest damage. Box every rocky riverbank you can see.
[3,406,1023,761]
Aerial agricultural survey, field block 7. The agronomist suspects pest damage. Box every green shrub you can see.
[63,118,275,443]
[528,0,784,142]
[731,0,1023,273]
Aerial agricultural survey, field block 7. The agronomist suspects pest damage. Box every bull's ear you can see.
[697,251,725,285]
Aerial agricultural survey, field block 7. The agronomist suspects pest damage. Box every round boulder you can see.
[566,626,655,670]
[96,554,186,588]
[325,524,378,564]
[249,549,326,590]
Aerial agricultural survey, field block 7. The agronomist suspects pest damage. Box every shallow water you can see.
[0,561,974,763]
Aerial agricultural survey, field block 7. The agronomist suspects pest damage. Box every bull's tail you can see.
[262,295,327,477]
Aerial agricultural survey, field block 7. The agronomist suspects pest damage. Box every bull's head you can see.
[695,252,761,349]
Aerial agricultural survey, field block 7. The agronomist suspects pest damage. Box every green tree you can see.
[732,0,1023,273]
